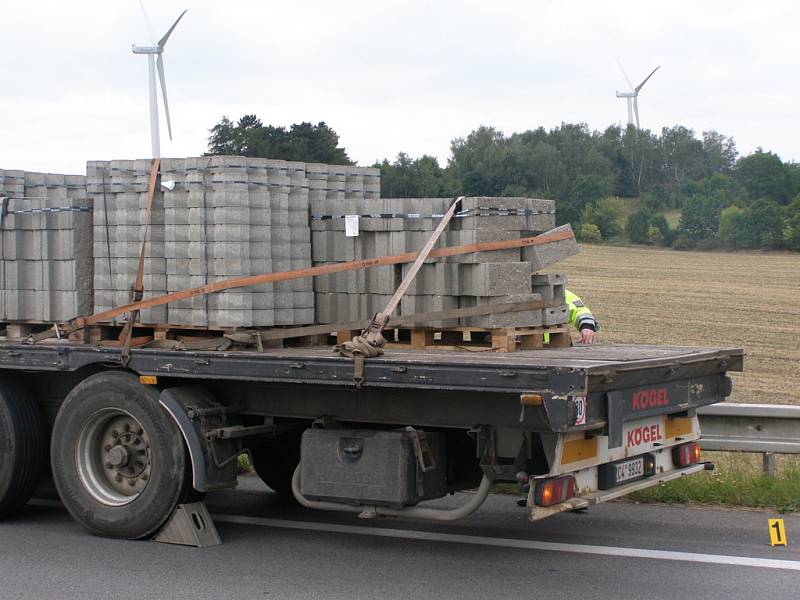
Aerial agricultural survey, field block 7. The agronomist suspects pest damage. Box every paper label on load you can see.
[345,214,360,237]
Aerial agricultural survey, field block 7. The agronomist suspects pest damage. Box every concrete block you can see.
[531,273,566,301]
[460,293,543,328]
[521,224,579,271]
[542,304,569,326]
[459,262,531,297]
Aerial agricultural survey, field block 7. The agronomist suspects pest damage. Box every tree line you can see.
[208,115,800,251]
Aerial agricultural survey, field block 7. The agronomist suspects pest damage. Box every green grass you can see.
[238,453,254,474]
[663,209,682,228]
[629,452,800,513]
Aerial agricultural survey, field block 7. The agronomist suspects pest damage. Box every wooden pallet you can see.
[1,318,572,353]
[337,324,572,352]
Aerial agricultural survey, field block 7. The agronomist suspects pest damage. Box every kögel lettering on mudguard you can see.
[606,374,729,449]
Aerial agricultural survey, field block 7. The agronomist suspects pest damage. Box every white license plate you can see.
[615,457,644,483]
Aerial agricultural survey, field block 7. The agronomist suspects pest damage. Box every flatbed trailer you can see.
[0,338,743,541]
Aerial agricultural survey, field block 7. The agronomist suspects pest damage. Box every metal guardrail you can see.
[697,403,800,475]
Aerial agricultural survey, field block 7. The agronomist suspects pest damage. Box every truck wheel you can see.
[51,371,188,539]
[251,434,301,498]
[0,378,47,517]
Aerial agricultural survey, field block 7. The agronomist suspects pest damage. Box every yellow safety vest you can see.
[543,289,596,345]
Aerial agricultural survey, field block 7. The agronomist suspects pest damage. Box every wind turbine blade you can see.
[617,59,634,90]
[635,65,661,93]
[138,0,157,44]
[158,9,188,48]
[156,54,173,140]
[633,96,640,129]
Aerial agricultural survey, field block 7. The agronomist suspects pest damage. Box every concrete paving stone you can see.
[107,224,164,242]
[165,208,189,225]
[460,293,544,328]
[459,262,532,297]
[399,293,458,326]
[187,207,271,225]
[103,240,166,258]
[94,272,167,291]
[362,265,398,294]
[542,304,569,325]
[5,260,44,290]
[43,260,78,291]
[2,205,45,231]
[313,293,336,323]
[446,226,522,245]
[48,290,79,321]
[530,273,566,301]
[312,231,356,262]
[523,213,556,232]
[108,257,167,275]
[521,224,579,271]
[41,229,82,259]
[289,227,311,244]
[166,258,191,275]
[184,242,270,260]
[288,208,309,228]
[138,305,168,325]
[291,291,314,308]
[42,210,87,231]
[199,258,251,276]
[2,230,43,260]
[313,270,358,293]
[360,293,394,320]
[95,207,164,227]
[202,309,251,328]
[398,263,458,296]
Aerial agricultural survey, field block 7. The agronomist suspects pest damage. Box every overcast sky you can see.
[1,0,797,175]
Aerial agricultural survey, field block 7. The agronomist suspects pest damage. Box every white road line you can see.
[213,513,800,572]
[29,499,800,572]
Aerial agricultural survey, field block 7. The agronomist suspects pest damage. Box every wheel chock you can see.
[153,502,221,548]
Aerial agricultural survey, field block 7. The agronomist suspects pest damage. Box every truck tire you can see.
[0,378,47,517]
[51,371,188,539]
[251,434,301,498]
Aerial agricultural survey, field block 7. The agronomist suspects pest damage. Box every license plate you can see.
[616,457,644,483]
[598,454,655,490]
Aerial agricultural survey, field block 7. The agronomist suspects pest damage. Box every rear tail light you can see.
[672,442,701,467]
[533,475,577,507]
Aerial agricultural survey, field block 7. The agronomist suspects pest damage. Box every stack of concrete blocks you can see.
[91,156,371,329]
[89,160,167,324]
[311,196,575,330]
[158,156,317,328]
[0,169,93,321]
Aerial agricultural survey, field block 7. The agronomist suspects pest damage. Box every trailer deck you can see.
[0,341,742,394]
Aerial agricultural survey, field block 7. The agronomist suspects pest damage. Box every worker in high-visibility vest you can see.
[565,289,598,343]
[544,289,599,345]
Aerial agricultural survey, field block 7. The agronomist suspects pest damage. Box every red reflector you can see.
[672,442,701,467]
[534,476,577,507]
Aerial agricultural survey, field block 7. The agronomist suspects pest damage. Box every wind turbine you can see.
[616,63,660,129]
[131,4,188,158]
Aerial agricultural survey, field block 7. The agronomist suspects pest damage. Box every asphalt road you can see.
[2,476,799,600]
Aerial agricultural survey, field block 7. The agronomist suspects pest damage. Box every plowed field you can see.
[556,245,800,405]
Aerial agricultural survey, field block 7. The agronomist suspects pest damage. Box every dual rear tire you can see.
[0,378,48,517]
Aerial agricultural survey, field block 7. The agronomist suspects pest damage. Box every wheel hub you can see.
[76,409,152,506]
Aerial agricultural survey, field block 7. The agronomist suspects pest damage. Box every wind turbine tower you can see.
[131,5,188,159]
[616,63,660,129]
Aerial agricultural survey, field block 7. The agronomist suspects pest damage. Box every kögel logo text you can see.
[631,387,668,410]
[627,424,663,447]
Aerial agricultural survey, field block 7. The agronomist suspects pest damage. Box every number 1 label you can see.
[769,519,787,547]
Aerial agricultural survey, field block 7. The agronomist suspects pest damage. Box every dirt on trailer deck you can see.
[557,244,800,406]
